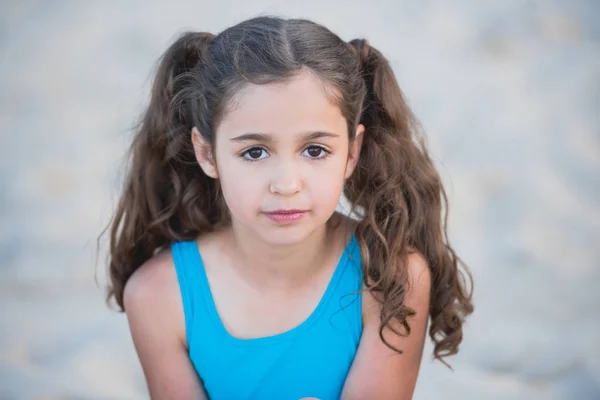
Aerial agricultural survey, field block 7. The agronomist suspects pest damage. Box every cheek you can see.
[216,160,264,215]
[306,159,347,209]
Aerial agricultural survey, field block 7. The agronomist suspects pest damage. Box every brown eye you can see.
[242,147,267,161]
[248,148,263,158]
[304,146,327,159]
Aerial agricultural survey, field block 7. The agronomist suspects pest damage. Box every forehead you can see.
[216,71,347,139]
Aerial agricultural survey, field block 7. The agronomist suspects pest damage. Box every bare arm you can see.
[341,252,431,400]
[124,252,208,400]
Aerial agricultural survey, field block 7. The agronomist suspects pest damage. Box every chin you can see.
[232,210,332,246]
[257,214,330,247]
[257,225,313,247]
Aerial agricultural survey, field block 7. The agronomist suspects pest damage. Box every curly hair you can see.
[102,15,473,366]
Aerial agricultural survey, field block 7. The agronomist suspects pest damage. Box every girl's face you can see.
[194,71,363,245]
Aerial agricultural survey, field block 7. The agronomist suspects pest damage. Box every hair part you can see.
[102,15,473,366]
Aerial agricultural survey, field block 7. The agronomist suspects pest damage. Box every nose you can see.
[269,159,302,196]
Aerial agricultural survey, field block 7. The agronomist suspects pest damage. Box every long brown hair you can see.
[103,16,473,366]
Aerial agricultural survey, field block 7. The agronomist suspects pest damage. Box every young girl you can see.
[105,16,473,400]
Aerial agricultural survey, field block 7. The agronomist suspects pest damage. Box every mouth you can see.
[262,209,308,224]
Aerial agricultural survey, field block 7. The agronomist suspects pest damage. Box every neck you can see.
[222,216,347,292]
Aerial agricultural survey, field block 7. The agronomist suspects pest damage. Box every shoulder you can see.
[404,250,431,298]
[124,248,177,310]
[342,251,430,398]
[123,247,187,346]
[362,250,431,321]
[123,245,209,398]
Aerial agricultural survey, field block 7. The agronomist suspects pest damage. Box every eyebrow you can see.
[230,131,340,143]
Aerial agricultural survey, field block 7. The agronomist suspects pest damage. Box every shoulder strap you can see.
[323,234,364,344]
[171,240,208,349]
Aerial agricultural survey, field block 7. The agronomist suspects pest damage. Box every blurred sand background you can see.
[0,1,599,399]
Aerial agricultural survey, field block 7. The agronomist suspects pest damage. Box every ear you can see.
[344,124,365,180]
[191,127,218,179]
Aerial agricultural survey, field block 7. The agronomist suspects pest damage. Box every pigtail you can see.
[346,39,474,366]
[104,32,223,310]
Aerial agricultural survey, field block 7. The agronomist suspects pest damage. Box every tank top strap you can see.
[330,233,364,343]
[171,239,211,349]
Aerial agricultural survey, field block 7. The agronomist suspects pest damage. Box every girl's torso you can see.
[171,229,364,400]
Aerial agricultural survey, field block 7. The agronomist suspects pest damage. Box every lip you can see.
[263,209,307,224]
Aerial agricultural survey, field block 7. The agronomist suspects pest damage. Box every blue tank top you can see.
[171,234,363,400]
